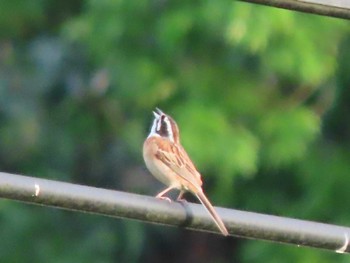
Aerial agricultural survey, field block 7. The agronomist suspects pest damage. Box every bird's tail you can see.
[195,190,229,236]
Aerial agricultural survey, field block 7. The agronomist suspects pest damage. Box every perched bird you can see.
[143,108,228,236]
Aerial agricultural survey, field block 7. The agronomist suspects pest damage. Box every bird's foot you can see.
[156,195,172,203]
[176,191,186,202]
[176,197,187,203]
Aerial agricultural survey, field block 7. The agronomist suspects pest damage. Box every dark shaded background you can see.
[0,0,350,262]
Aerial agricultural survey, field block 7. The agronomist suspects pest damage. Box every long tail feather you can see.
[195,191,229,236]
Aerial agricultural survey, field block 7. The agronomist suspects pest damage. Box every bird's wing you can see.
[155,140,203,189]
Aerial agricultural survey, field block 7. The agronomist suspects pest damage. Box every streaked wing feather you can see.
[156,142,202,188]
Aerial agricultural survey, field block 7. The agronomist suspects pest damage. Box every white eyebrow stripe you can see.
[164,117,174,143]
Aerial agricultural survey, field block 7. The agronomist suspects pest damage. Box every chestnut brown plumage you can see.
[143,108,228,236]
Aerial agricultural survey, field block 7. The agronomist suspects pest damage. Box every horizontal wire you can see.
[0,172,349,253]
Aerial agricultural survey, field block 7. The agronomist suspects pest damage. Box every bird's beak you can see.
[153,108,164,118]
[153,111,160,118]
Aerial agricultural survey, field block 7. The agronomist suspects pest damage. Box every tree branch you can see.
[239,0,350,20]
[0,172,349,253]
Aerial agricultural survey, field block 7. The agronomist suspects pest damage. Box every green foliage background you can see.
[0,0,349,262]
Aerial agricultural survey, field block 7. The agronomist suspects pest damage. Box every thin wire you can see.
[239,0,350,20]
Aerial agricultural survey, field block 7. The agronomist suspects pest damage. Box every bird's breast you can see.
[143,137,182,189]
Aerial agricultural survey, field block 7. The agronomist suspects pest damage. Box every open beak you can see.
[153,107,164,118]
[155,107,163,114]
[153,111,159,118]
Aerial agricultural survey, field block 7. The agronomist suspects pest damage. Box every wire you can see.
[239,0,350,20]
[0,172,349,253]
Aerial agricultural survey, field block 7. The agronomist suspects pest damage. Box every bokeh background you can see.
[0,0,350,262]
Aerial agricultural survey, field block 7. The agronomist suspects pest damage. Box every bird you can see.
[143,108,229,236]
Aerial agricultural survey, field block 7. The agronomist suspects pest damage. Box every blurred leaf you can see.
[259,107,320,167]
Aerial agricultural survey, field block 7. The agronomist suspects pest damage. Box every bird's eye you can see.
[161,116,169,126]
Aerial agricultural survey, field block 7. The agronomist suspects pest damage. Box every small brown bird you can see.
[143,108,228,236]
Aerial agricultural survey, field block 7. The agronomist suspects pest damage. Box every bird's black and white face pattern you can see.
[148,108,179,143]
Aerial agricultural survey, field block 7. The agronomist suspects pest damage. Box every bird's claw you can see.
[156,196,172,203]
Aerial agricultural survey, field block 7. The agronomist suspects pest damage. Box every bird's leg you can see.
[176,191,186,202]
[156,186,173,202]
